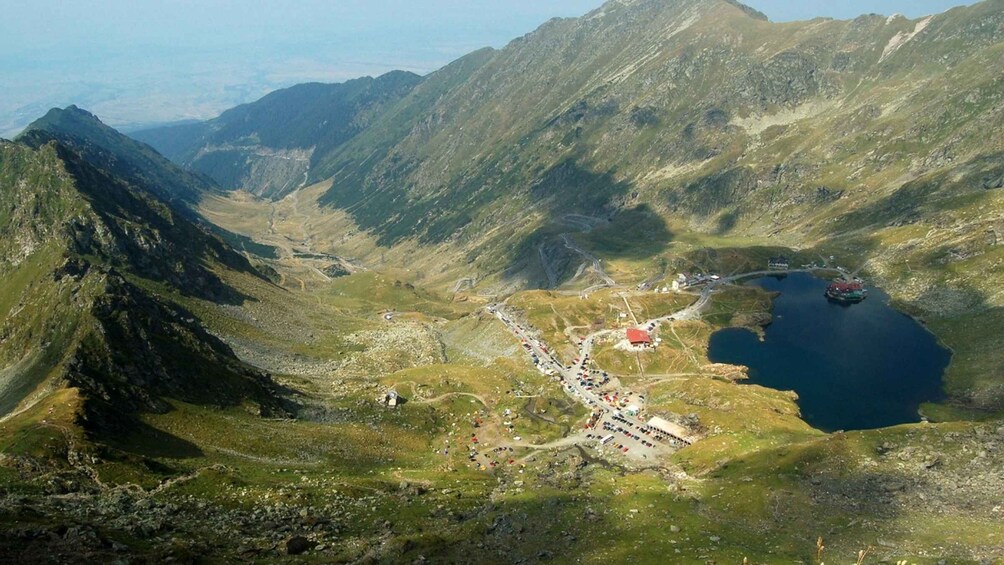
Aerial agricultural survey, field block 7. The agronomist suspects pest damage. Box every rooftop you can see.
[626,328,652,344]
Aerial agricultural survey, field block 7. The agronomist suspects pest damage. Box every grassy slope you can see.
[185,135,1004,561]
[56,275,1004,561]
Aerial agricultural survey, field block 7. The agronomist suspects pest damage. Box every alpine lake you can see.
[708,272,952,432]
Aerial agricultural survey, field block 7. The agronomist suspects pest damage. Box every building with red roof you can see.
[626,328,652,346]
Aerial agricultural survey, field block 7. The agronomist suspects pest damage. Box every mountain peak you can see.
[720,0,769,21]
[594,0,768,21]
[20,105,216,204]
[26,105,104,136]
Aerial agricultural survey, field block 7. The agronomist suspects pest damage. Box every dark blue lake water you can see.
[707,272,951,432]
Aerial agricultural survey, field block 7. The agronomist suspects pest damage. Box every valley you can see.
[1,0,1003,563]
[4,111,1002,563]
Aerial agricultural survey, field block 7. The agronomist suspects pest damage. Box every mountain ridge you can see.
[0,2,1003,562]
[120,0,1004,415]
[0,137,287,434]
[19,106,218,205]
[132,70,423,199]
[151,0,1004,413]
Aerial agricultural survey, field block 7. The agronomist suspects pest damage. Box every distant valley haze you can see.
[0,0,980,137]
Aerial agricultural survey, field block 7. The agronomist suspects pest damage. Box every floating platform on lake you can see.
[825,281,867,303]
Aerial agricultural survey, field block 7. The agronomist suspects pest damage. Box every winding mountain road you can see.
[561,234,617,287]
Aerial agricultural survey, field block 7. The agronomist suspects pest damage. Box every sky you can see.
[0,0,981,136]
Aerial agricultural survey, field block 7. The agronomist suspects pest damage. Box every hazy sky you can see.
[0,0,981,136]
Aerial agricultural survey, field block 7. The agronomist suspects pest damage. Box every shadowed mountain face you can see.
[132,71,423,199]
[0,138,286,433]
[19,106,218,205]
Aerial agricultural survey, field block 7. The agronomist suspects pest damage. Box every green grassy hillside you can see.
[288,0,1001,413]
[2,1,1003,563]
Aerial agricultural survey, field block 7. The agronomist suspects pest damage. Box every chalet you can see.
[626,328,652,347]
[768,256,790,270]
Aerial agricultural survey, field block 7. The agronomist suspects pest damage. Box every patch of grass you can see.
[326,271,475,319]
[0,388,86,460]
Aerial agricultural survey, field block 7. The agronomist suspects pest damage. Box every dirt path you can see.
[635,375,697,390]
[149,465,231,495]
[670,323,701,368]
[208,446,320,466]
[621,294,639,326]
[395,381,488,406]
[505,434,587,452]
[412,392,487,405]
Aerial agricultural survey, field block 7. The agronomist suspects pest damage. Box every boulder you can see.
[285,536,314,555]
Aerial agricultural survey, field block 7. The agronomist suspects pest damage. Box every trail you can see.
[505,435,587,452]
[27,422,283,500]
[412,392,487,405]
[670,325,702,369]
[635,375,700,390]
[453,277,477,293]
[539,243,559,288]
[149,465,232,495]
[208,446,320,466]
[621,294,639,325]
[394,381,488,406]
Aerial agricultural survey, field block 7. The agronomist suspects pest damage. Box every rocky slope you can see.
[132,71,423,198]
[0,138,285,435]
[308,0,1002,249]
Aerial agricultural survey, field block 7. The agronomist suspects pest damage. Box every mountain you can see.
[131,0,1003,414]
[132,71,423,198]
[19,106,218,205]
[310,0,1002,250]
[3,3,1004,563]
[257,0,1001,413]
[0,136,285,436]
